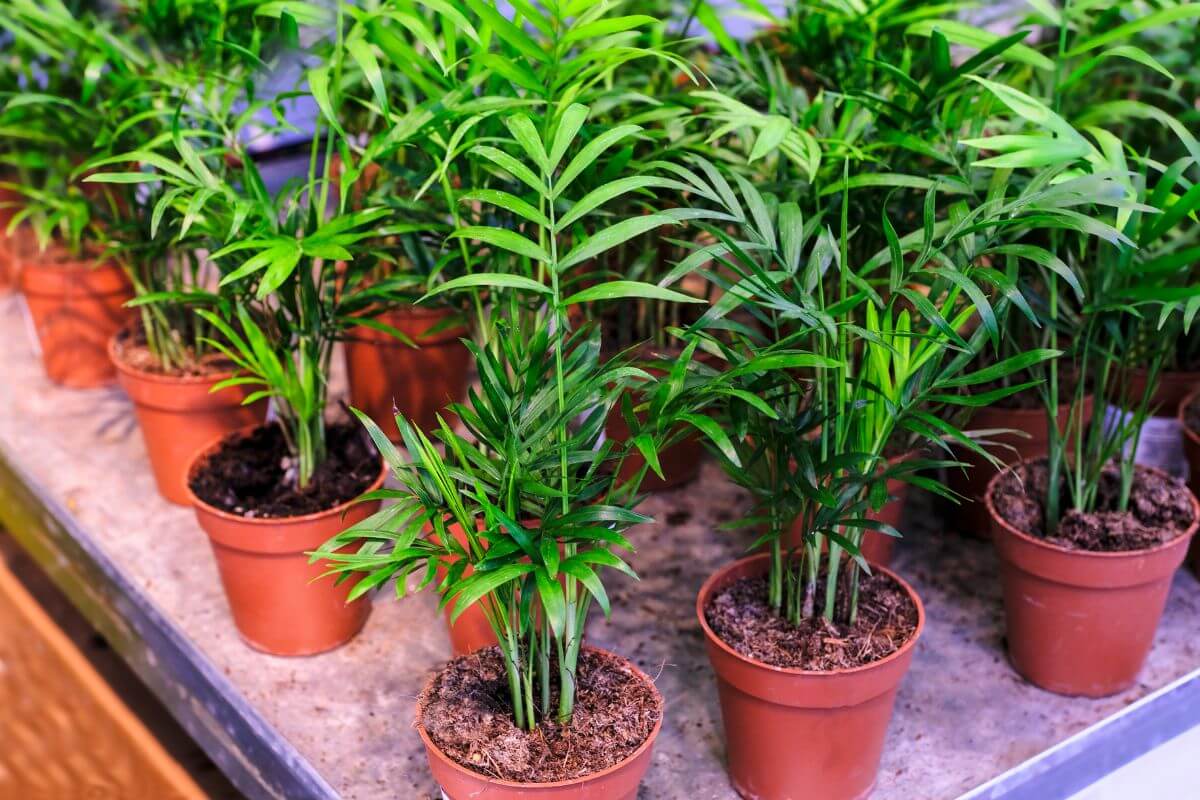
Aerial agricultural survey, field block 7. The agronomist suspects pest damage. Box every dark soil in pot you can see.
[419,646,661,783]
[189,422,378,517]
[704,571,918,671]
[111,326,235,378]
[991,460,1194,552]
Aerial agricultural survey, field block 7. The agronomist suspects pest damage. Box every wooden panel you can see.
[0,560,204,800]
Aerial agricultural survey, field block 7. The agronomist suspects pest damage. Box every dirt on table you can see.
[991,459,1195,552]
[418,646,661,784]
[188,422,379,518]
[704,570,919,671]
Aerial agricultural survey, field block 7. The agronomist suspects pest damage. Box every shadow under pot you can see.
[19,250,133,388]
[986,459,1199,696]
[946,396,1093,539]
[416,646,663,800]
[344,305,471,440]
[697,553,924,800]
[109,330,267,506]
[185,424,384,656]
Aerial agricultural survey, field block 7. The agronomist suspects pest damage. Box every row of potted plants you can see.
[3,1,1200,798]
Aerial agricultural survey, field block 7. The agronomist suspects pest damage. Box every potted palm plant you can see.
[964,8,1200,695]
[315,102,725,796]
[1,0,137,387]
[320,2,479,442]
[165,11,406,655]
[311,1,736,794]
[82,1,302,504]
[679,141,1099,795]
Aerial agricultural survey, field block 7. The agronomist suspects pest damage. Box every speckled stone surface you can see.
[2,293,1199,799]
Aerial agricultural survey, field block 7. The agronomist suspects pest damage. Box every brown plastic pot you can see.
[947,396,1093,538]
[604,345,719,492]
[344,305,470,439]
[20,251,133,387]
[0,187,25,293]
[185,428,384,656]
[416,646,663,800]
[785,450,916,567]
[109,335,267,506]
[1175,388,1200,578]
[1119,367,1200,416]
[697,553,924,800]
[986,461,1199,697]
[438,519,501,656]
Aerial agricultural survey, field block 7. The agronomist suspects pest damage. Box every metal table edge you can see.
[958,665,1200,800]
[0,440,339,800]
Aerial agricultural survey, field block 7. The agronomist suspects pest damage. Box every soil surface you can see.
[188,422,379,518]
[992,459,1195,552]
[705,570,919,670]
[419,647,661,784]
[113,327,235,378]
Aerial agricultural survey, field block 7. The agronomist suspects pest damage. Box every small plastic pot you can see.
[1180,387,1200,578]
[186,427,384,656]
[986,461,1199,696]
[20,252,133,387]
[697,553,924,800]
[109,334,266,505]
[344,305,470,439]
[416,646,663,800]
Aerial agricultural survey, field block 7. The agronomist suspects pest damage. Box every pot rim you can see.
[108,328,244,387]
[184,423,389,526]
[695,552,926,678]
[1178,387,1200,448]
[415,644,664,790]
[984,457,1200,560]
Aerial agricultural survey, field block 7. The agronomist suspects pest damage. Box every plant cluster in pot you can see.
[312,6,732,785]
[965,43,1200,695]
[675,139,1073,796]
[148,42,414,655]
[0,5,148,388]
[79,9,299,504]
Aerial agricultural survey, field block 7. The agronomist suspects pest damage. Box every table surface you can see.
[2,293,1199,800]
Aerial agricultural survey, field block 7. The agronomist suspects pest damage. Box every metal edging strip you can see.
[958,666,1200,800]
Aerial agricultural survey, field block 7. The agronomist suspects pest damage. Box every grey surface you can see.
[2,292,1200,799]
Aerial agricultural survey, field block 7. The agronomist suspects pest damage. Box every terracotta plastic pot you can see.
[20,252,133,387]
[438,519,501,656]
[110,335,267,506]
[986,462,1199,697]
[697,553,924,800]
[1175,388,1200,578]
[1120,367,1200,416]
[417,646,663,800]
[785,451,915,568]
[344,306,470,439]
[604,345,719,492]
[947,396,1093,538]
[0,187,25,293]
[186,429,384,656]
